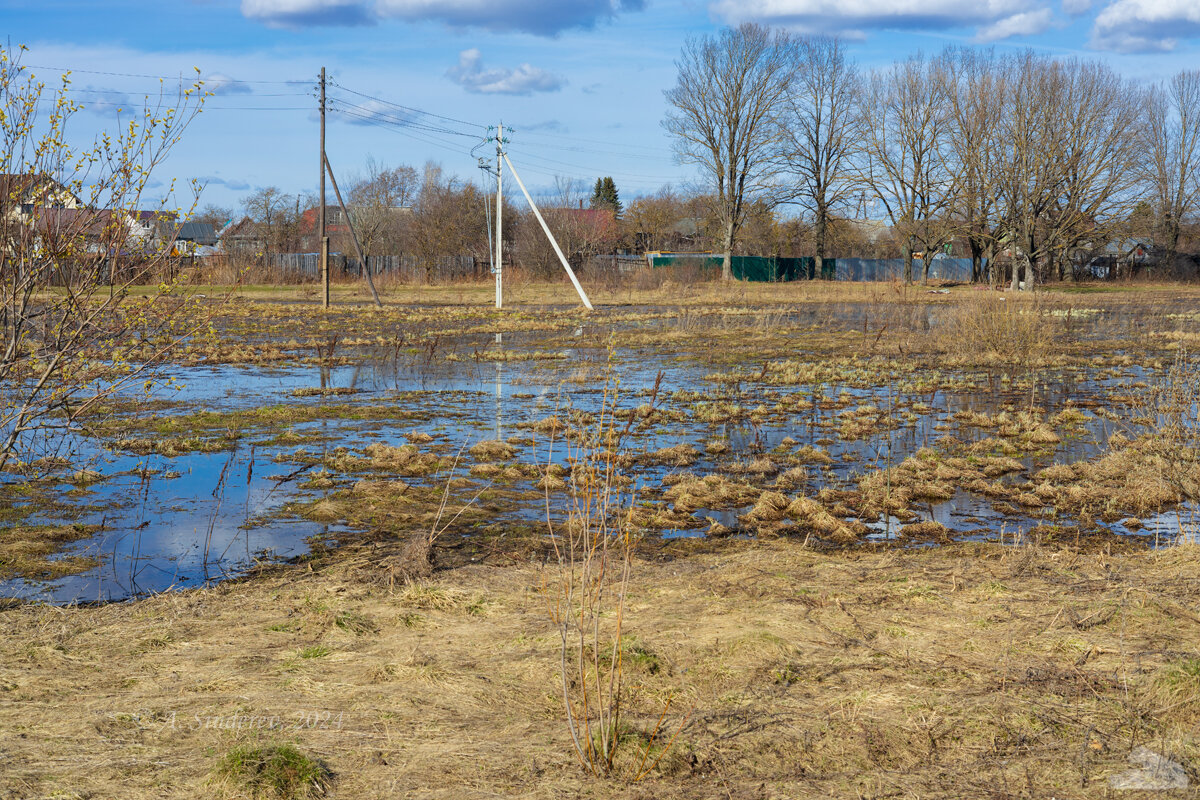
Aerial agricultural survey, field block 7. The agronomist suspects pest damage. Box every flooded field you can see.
[5,282,1200,800]
[3,283,1199,603]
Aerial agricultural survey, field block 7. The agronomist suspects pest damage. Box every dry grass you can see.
[4,540,1200,798]
[939,293,1062,367]
[0,524,101,579]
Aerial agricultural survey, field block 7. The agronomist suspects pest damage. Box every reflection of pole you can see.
[495,333,503,441]
[495,123,503,310]
[501,152,593,310]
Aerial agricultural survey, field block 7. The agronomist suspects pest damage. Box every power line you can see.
[329,80,486,130]
[21,64,299,84]
[517,128,673,156]
[507,145,683,183]
[330,107,479,156]
[327,95,479,138]
[62,86,311,98]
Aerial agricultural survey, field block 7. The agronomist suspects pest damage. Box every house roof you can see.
[0,173,77,206]
[31,208,122,238]
[219,216,263,241]
[177,221,217,245]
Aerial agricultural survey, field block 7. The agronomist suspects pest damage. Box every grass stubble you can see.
[2,538,1200,798]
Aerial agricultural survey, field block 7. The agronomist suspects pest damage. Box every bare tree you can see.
[1146,70,1200,274]
[623,187,684,253]
[409,162,488,282]
[664,23,792,280]
[859,54,959,283]
[241,186,293,260]
[942,47,1007,283]
[994,53,1063,291]
[346,158,418,262]
[995,54,1144,289]
[778,35,861,277]
[1046,61,1144,281]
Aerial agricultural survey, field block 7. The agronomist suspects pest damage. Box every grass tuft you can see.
[214,743,330,799]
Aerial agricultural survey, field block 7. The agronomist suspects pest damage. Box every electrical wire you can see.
[22,64,299,84]
[329,80,486,130]
[330,106,479,157]
[327,95,479,138]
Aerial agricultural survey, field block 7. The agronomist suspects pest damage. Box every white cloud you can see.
[1090,0,1200,52]
[976,8,1055,38]
[241,0,643,34]
[1062,0,1092,15]
[446,49,565,95]
[202,72,252,94]
[335,98,417,125]
[710,0,1052,39]
[241,0,374,27]
[378,0,644,34]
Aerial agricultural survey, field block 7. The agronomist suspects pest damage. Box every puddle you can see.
[2,304,1194,603]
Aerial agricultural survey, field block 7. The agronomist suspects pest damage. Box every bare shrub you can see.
[541,372,687,778]
[939,294,1060,366]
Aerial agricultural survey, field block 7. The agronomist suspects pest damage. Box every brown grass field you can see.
[3,537,1200,798]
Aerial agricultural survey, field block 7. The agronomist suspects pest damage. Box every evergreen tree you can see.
[590,176,621,216]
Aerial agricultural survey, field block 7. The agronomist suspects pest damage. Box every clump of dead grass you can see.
[662,474,760,513]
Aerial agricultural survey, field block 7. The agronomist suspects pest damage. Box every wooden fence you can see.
[263,253,481,283]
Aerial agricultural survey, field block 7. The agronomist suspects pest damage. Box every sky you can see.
[3,0,1198,215]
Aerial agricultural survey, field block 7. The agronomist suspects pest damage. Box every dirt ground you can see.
[3,536,1200,799]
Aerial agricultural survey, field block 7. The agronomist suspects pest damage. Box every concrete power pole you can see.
[494,122,503,310]
[319,67,329,309]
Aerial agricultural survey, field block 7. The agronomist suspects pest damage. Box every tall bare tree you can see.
[859,54,958,283]
[409,162,488,282]
[995,54,1144,289]
[1046,61,1143,281]
[1146,70,1200,274]
[942,47,1007,283]
[241,186,293,259]
[664,23,792,280]
[778,35,861,277]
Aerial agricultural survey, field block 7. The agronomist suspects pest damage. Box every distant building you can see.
[0,173,80,224]
[218,216,266,254]
[176,221,218,246]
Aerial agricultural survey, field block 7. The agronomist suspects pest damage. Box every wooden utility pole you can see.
[319,66,329,308]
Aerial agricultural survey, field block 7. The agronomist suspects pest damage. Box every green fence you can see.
[645,254,835,282]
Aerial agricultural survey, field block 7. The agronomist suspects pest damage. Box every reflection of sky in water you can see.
[2,312,1191,604]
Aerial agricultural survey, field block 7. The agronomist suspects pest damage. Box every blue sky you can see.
[3,0,1198,214]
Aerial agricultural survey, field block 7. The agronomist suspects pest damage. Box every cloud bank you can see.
[446,50,564,95]
[1090,0,1200,51]
[709,0,1054,41]
[241,0,644,34]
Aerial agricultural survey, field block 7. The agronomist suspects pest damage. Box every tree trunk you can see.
[1010,252,1020,292]
[970,239,983,283]
[1165,219,1180,277]
[722,218,735,281]
[902,240,913,284]
[814,204,826,279]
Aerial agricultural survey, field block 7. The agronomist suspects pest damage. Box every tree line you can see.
[664,25,1200,286]
[205,30,1198,287]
